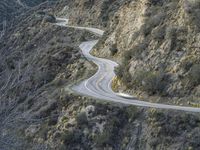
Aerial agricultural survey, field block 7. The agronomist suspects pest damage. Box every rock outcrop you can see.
[94,0,200,105]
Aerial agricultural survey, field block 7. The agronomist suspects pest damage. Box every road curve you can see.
[56,18,200,112]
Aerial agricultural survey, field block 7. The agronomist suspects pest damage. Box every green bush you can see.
[123,42,148,61]
[61,130,82,144]
[141,12,165,36]
[185,0,200,30]
[131,69,147,87]
[109,44,118,56]
[125,106,138,121]
[76,112,88,126]
[152,26,166,41]
[165,27,177,40]
[123,50,133,61]
[188,128,200,148]
[188,64,200,86]
[116,67,168,95]
[181,60,193,72]
[115,64,132,87]
[61,130,74,144]
[114,65,123,78]
[149,0,165,5]
[191,9,200,30]
[94,116,121,147]
[165,27,177,50]
[142,71,167,95]
[121,70,132,88]
[95,131,111,146]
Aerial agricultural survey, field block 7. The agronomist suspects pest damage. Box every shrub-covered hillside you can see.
[94,0,200,105]
[1,0,200,149]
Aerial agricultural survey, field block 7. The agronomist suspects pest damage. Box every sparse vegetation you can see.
[124,42,148,60]
[1,0,200,149]
[142,71,167,95]
[95,130,111,146]
[141,11,166,36]
[61,130,82,145]
[76,112,88,126]
[188,64,200,86]
[131,69,168,95]
[125,106,138,121]
[116,67,168,96]
[185,0,200,30]
[109,43,118,56]
[114,65,123,78]
[148,109,200,149]
[152,26,166,41]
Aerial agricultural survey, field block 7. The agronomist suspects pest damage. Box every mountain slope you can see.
[0,0,21,25]
[1,0,200,150]
[94,0,200,105]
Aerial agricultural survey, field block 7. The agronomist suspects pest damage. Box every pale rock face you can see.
[94,0,200,101]
[85,105,95,118]
[114,0,147,51]
[129,60,144,76]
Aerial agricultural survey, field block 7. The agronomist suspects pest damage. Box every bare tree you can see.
[0,20,6,40]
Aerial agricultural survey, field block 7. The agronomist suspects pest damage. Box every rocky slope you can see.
[94,0,200,106]
[0,0,21,23]
[0,1,98,149]
[0,0,46,23]
[1,0,200,150]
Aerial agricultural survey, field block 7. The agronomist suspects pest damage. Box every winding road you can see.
[56,18,200,112]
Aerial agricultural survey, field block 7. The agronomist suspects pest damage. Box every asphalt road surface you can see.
[56,18,200,112]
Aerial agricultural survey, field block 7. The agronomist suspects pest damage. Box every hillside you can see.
[0,0,200,150]
[0,0,21,23]
[94,0,200,106]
